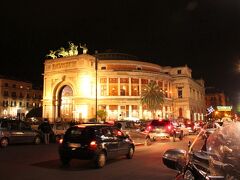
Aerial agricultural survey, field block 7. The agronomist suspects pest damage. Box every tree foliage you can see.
[97,110,107,122]
[141,81,165,118]
[26,107,43,118]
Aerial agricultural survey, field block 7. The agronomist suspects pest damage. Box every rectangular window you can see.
[109,85,118,96]
[11,92,17,98]
[120,85,129,96]
[178,87,183,98]
[131,78,139,84]
[141,79,148,84]
[3,91,8,96]
[109,78,118,83]
[4,83,8,87]
[101,66,106,70]
[177,70,182,74]
[120,78,129,83]
[100,85,107,96]
[131,85,139,96]
[100,78,107,83]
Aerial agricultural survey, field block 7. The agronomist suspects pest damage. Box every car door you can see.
[9,121,23,143]
[112,127,129,156]
[100,127,119,159]
[19,122,35,143]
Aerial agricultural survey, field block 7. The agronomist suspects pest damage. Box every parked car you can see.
[162,122,240,179]
[115,120,152,146]
[59,123,135,168]
[0,119,42,147]
[145,119,184,142]
[51,122,69,142]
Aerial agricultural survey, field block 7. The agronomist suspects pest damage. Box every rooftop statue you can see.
[46,50,57,59]
[68,42,78,56]
[57,47,69,57]
[79,43,88,54]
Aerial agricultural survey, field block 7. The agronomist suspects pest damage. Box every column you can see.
[139,105,143,119]
[129,105,132,118]
[118,105,121,120]
[118,77,120,96]
[129,77,131,96]
[107,77,109,96]
[139,78,141,96]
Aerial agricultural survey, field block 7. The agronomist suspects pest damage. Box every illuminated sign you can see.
[217,106,232,111]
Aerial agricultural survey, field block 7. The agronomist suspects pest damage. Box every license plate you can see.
[68,143,81,148]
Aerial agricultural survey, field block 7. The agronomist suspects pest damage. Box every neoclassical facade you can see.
[42,53,206,123]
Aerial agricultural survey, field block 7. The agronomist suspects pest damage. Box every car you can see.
[51,122,69,142]
[58,123,135,168]
[0,119,42,147]
[162,122,240,179]
[115,120,152,146]
[145,119,184,142]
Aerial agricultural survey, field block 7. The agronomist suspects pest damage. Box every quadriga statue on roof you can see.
[57,47,69,57]
[68,42,78,56]
[46,50,57,59]
[79,43,88,54]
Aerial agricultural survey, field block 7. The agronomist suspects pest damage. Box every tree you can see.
[141,81,165,118]
[97,110,107,122]
[26,107,43,118]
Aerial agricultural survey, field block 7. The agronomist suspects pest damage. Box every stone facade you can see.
[0,76,42,119]
[42,53,206,123]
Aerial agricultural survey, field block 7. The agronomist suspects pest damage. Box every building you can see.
[42,53,206,123]
[205,87,233,119]
[0,76,42,119]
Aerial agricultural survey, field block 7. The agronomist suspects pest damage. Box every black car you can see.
[59,124,135,168]
[162,123,240,179]
[0,119,42,147]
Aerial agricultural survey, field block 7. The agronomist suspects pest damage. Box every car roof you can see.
[74,123,112,128]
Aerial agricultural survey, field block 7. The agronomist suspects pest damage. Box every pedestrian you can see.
[38,118,52,144]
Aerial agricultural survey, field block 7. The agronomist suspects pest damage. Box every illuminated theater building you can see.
[42,53,206,123]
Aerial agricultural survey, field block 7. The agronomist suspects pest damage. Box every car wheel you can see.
[145,137,151,146]
[126,146,134,159]
[0,138,9,148]
[179,131,184,140]
[34,136,41,145]
[60,156,71,166]
[94,151,106,168]
[184,169,195,180]
[151,137,156,142]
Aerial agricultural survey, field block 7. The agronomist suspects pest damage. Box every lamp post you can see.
[95,50,98,123]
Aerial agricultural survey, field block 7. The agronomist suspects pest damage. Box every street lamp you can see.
[95,50,98,123]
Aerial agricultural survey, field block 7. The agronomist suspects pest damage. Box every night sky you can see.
[1,0,240,107]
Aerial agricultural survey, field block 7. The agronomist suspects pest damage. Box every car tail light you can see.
[89,141,97,150]
[147,125,152,131]
[59,138,63,144]
[117,130,122,136]
[167,125,172,130]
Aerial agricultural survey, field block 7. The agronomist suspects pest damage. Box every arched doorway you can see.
[57,85,73,121]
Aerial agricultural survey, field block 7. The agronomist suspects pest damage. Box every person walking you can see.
[38,118,52,144]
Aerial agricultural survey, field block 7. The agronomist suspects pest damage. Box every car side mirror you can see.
[162,149,187,171]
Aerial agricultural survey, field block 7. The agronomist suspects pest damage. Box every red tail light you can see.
[89,141,97,150]
[167,125,172,130]
[59,138,63,144]
[147,125,152,131]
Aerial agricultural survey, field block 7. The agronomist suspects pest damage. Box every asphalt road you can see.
[0,135,196,180]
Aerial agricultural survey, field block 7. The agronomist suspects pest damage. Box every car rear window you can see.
[64,127,95,141]
[151,120,170,126]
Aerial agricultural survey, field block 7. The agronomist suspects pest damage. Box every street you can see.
[0,135,196,180]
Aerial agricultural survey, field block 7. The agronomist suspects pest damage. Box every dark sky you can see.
[1,0,240,106]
